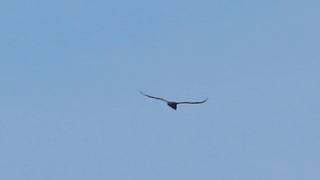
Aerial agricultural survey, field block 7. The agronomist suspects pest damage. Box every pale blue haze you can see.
[0,0,320,179]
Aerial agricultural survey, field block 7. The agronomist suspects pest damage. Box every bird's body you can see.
[167,101,178,110]
[139,91,207,110]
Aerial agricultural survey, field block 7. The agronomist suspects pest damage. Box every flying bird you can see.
[139,91,208,110]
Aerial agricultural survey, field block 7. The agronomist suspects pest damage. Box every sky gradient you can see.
[1,0,320,179]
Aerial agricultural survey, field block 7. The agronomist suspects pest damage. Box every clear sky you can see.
[1,0,320,179]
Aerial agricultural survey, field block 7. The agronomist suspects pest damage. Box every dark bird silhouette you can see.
[139,91,208,110]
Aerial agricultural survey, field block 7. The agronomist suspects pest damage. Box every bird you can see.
[139,91,208,110]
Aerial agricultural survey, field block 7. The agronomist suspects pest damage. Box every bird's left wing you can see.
[139,91,168,102]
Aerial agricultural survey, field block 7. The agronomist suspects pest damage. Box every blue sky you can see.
[1,0,320,179]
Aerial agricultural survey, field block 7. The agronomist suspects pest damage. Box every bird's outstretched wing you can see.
[139,91,168,102]
[176,98,208,105]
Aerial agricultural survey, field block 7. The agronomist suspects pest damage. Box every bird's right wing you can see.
[139,91,168,102]
[177,98,208,104]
